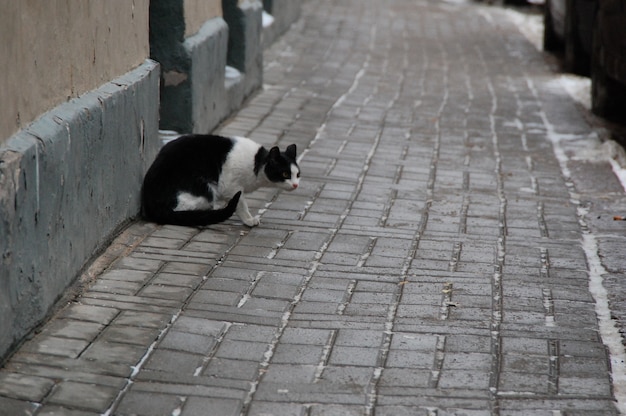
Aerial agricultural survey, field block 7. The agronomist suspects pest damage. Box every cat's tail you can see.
[147,191,242,226]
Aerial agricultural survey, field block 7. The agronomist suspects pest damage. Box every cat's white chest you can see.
[218,137,264,197]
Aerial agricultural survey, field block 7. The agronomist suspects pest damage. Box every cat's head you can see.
[265,144,300,191]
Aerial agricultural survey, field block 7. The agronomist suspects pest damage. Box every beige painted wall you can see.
[184,0,223,37]
[0,0,150,145]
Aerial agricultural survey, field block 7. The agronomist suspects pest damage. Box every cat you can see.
[141,134,300,227]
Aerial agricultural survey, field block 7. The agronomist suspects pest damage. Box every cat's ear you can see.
[269,146,281,160]
[285,144,297,159]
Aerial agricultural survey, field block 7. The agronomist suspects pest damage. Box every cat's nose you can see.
[292,183,298,189]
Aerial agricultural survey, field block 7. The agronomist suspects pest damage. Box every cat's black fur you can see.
[141,134,300,227]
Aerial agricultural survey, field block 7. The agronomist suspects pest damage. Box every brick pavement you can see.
[1,0,625,415]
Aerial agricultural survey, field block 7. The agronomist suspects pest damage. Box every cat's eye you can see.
[282,172,291,179]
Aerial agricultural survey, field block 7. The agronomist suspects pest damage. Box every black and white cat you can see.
[141,134,300,227]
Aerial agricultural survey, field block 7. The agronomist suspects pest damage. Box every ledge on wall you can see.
[0,60,160,362]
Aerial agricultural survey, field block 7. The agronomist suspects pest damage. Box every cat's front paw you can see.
[243,216,261,227]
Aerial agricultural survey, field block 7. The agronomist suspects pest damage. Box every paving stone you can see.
[0,371,55,401]
[99,269,154,283]
[36,406,101,416]
[498,372,551,393]
[201,277,250,293]
[144,349,203,374]
[263,364,316,384]
[191,289,241,306]
[2,364,126,389]
[271,343,323,365]
[281,328,333,345]
[81,341,146,365]
[114,310,172,329]
[386,351,433,369]
[158,330,217,354]
[0,396,38,415]
[182,396,242,416]
[6,353,133,378]
[40,319,105,341]
[141,236,188,250]
[100,325,161,346]
[80,295,178,315]
[329,346,381,367]
[128,380,246,400]
[379,367,431,388]
[252,281,302,300]
[151,272,204,288]
[309,404,366,416]
[59,304,120,325]
[247,402,307,416]
[114,256,163,272]
[116,390,184,416]
[438,370,491,390]
[20,335,90,359]
[224,324,276,343]
[90,278,143,295]
[330,330,384,350]
[171,316,227,337]
[214,340,269,362]
[161,261,211,276]
[203,357,260,380]
[375,406,430,416]
[47,381,118,412]
[139,284,194,302]
[240,297,291,313]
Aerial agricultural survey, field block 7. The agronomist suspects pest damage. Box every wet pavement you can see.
[2,0,626,415]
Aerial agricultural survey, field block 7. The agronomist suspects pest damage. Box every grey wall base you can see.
[185,18,230,134]
[0,60,160,361]
[223,0,264,101]
[155,1,264,135]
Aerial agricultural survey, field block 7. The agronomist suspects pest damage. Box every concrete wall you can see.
[184,0,223,37]
[0,1,159,361]
[151,0,231,134]
[223,0,264,99]
[0,0,150,145]
[152,0,265,134]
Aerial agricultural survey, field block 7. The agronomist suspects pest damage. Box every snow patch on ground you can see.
[504,8,593,110]
[541,110,626,414]
[557,74,592,110]
[502,7,544,51]
[505,7,626,184]
[580,219,626,415]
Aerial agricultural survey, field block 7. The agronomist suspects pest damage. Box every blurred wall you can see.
[184,0,223,37]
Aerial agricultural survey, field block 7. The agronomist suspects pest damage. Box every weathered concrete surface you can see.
[151,0,226,134]
[0,60,160,362]
[223,0,264,102]
[0,1,150,144]
[183,0,223,37]
[1,1,626,415]
[152,0,264,134]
